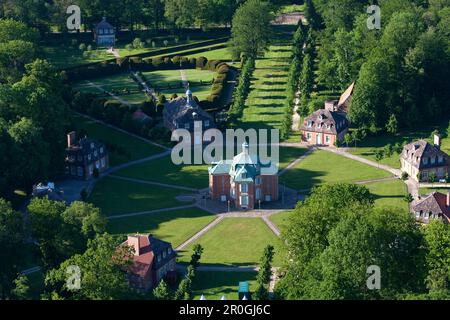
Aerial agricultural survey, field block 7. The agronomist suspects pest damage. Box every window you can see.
[101,158,106,168]
[438,156,443,163]
[162,250,166,259]
[94,150,98,157]
[422,157,428,165]
[307,133,312,141]
[184,123,190,129]
[325,135,330,143]
[100,147,104,154]
[99,29,103,35]
[240,195,249,206]
[89,165,94,175]
[157,255,161,262]
[265,195,271,202]
[77,155,83,162]
[77,167,83,177]
[256,188,261,200]
[168,248,172,254]
[88,154,92,161]
[90,142,95,149]
[95,160,100,169]
[307,121,313,128]
[431,157,435,165]
[220,195,227,202]
[240,184,248,193]
[255,177,261,185]
[205,120,210,127]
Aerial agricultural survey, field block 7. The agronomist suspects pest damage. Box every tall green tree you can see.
[254,245,274,300]
[228,0,274,59]
[45,233,134,300]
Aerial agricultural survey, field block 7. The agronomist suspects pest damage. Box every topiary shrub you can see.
[196,56,207,69]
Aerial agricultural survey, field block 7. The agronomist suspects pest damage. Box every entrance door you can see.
[316,133,321,145]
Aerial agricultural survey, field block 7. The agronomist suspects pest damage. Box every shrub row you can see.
[227,57,255,127]
[281,23,308,141]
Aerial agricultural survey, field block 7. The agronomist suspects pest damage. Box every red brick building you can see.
[208,142,279,210]
[121,234,176,292]
[301,109,349,146]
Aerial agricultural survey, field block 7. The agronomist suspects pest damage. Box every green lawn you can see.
[187,47,235,61]
[364,179,409,212]
[43,40,201,68]
[280,150,392,190]
[72,114,164,166]
[116,155,209,189]
[142,68,216,98]
[88,177,187,216]
[107,208,215,248]
[278,146,307,170]
[177,218,285,267]
[419,187,450,196]
[192,271,258,300]
[269,210,293,232]
[238,28,294,133]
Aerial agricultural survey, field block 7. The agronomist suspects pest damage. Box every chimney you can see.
[127,235,140,256]
[434,134,441,148]
[67,131,76,148]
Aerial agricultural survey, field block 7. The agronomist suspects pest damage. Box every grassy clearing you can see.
[280,150,391,190]
[107,208,215,248]
[364,179,409,212]
[177,218,285,267]
[88,177,187,216]
[192,271,258,300]
[72,114,164,166]
[116,155,209,189]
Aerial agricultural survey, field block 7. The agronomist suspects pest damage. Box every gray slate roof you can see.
[301,109,348,135]
[400,140,449,169]
[163,95,213,132]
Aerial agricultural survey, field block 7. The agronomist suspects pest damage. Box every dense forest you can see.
[305,0,450,132]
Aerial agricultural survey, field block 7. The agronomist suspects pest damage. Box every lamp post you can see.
[227,200,230,213]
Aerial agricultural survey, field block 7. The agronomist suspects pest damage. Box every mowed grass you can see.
[239,32,293,132]
[278,146,307,170]
[177,218,285,267]
[192,271,258,300]
[420,187,450,196]
[364,179,409,212]
[269,210,293,232]
[88,177,186,216]
[280,150,392,190]
[107,208,215,248]
[142,68,215,98]
[72,114,164,166]
[116,155,209,189]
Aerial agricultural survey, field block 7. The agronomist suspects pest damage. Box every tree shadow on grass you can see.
[280,166,326,190]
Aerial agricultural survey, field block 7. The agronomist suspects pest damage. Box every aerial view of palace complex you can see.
[0,0,449,304]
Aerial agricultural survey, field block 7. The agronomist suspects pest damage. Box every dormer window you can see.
[307,121,313,128]
[430,157,435,165]
[205,120,210,127]
[157,255,161,262]
[438,156,443,163]
[423,157,428,165]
